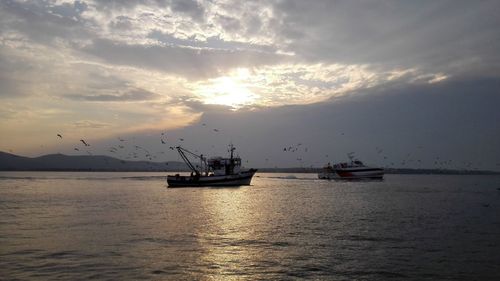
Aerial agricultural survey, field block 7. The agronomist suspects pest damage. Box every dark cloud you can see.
[170,0,204,21]
[81,38,285,79]
[0,0,93,45]
[216,15,241,33]
[90,0,168,11]
[108,15,134,30]
[271,0,500,76]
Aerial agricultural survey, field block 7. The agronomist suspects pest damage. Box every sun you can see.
[196,69,258,108]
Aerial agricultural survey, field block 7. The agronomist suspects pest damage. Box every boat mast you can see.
[176,146,207,175]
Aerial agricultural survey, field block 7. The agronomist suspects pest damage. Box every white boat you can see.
[319,153,384,180]
[167,145,257,187]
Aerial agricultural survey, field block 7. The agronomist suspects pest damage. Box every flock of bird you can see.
[35,126,497,171]
[49,123,226,167]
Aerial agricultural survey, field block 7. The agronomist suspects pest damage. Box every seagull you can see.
[57,134,63,139]
[74,148,79,151]
[161,139,166,144]
[80,139,90,146]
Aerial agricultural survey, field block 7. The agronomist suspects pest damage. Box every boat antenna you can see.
[347,152,355,162]
[229,143,235,160]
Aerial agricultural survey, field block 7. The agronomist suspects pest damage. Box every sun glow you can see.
[196,68,258,108]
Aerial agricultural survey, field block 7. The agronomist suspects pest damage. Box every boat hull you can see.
[319,168,384,180]
[167,169,257,187]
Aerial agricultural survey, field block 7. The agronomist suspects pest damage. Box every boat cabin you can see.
[208,157,241,176]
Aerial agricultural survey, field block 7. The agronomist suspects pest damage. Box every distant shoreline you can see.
[1,151,499,175]
[0,168,499,175]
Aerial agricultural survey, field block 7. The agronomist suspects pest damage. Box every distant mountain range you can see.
[0,151,187,171]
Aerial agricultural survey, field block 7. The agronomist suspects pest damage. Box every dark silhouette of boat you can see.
[319,152,384,180]
[167,145,257,187]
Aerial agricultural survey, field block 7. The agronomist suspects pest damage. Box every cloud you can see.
[1,0,500,163]
[270,0,500,76]
[170,0,204,21]
[215,14,241,33]
[73,120,112,129]
[81,38,285,79]
[0,0,93,45]
[147,30,275,53]
[69,88,160,102]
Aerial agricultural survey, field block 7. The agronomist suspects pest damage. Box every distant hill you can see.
[0,151,188,171]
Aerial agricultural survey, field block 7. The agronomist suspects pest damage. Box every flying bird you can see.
[179,138,184,141]
[57,134,63,139]
[80,139,90,146]
[74,148,79,151]
[213,129,219,132]
[161,139,166,144]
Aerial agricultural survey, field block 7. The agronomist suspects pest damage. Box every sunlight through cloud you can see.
[195,68,258,108]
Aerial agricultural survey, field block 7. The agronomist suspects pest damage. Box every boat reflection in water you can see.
[167,145,257,187]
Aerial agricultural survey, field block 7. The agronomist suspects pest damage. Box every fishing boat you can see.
[319,153,384,180]
[167,145,257,187]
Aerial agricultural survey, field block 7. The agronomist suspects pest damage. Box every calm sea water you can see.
[1,172,499,280]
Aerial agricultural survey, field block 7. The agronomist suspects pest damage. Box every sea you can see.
[1,172,499,280]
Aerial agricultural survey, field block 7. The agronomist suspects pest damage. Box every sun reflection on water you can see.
[196,188,266,277]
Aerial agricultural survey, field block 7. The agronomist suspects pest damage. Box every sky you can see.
[0,0,499,170]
